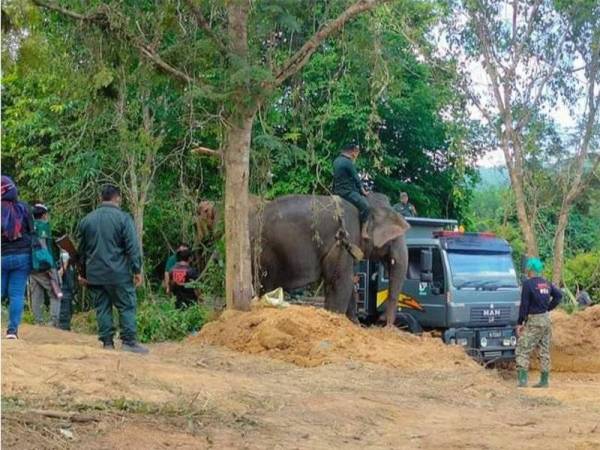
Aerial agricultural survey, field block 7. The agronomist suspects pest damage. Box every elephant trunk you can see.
[385,241,408,327]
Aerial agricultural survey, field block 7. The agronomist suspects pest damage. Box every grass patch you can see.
[70,296,214,343]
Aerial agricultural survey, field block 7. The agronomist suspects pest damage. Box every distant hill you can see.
[476,167,509,189]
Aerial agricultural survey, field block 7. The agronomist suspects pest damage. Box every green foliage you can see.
[563,251,600,302]
[71,297,210,343]
[469,177,600,280]
[136,298,208,343]
[2,0,480,293]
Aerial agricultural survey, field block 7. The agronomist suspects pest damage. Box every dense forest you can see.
[2,0,598,315]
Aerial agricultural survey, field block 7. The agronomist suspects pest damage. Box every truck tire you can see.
[395,312,423,335]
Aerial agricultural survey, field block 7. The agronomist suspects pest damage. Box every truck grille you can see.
[469,306,511,326]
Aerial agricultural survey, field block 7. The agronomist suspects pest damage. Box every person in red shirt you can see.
[169,248,199,308]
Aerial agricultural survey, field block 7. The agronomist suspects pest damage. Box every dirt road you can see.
[2,322,599,450]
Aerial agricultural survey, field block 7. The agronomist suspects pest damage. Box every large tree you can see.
[31,0,394,309]
[550,0,600,283]
[446,0,571,257]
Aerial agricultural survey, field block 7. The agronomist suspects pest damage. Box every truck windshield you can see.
[447,252,518,289]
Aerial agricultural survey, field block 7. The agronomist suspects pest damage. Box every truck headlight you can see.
[480,337,488,348]
[449,338,456,345]
[457,338,468,346]
[502,338,511,347]
[510,336,517,346]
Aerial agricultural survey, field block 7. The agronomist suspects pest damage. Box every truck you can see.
[354,217,521,362]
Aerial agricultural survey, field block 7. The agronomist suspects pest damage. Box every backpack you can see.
[32,237,53,272]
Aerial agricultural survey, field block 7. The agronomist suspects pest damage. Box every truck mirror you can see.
[420,249,433,273]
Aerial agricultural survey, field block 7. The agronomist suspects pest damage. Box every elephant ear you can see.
[372,208,410,248]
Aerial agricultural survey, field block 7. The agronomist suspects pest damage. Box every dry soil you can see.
[2,305,599,449]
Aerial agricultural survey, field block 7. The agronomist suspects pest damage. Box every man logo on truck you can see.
[483,305,502,323]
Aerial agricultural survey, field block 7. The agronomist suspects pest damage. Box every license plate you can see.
[488,331,502,338]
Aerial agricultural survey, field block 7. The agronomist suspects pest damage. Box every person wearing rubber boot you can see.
[332,143,370,240]
[77,185,148,354]
[515,258,562,388]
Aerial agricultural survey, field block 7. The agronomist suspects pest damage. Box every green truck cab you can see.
[355,218,520,361]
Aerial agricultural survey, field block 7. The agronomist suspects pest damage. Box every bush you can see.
[136,297,209,343]
[563,251,600,304]
[71,296,211,343]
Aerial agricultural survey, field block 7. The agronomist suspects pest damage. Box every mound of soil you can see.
[195,305,478,370]
[550,305,600,373]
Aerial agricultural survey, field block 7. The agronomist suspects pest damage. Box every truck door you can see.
[402,246,447,328]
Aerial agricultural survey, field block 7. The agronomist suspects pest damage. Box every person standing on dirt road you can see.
[1,175,34,339]
[77,185,148,354]
[29,203,63,327]
[515,257,562,388]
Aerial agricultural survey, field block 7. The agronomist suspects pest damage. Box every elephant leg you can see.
[322,248,355,315]
[346,287,359,324]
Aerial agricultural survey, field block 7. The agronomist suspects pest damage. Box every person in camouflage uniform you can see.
[515,257,562,388]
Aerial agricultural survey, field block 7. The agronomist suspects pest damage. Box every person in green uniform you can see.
[333,143,370,240]
[77,185,148,354]
[29,203,62,326]
[393,192,417,217]
[163,242,189,294]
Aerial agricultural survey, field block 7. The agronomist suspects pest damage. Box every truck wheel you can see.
[395,313,423,335]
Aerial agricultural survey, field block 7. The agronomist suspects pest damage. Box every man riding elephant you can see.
[332,143,370,240]
[251,193,409,327]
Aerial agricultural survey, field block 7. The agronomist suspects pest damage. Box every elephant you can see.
[250,193,409,326]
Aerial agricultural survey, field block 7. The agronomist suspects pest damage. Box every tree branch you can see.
[510,0,543,72]
[273,0,388,86]
[31,0,105,21]
[137,44,196,85]
[191,146,223,159]
[33,0,204,89]
[515,33,567,131]
[184,0,228,55]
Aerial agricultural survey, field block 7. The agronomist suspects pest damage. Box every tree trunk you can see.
[509,169,538,257]
[131,203,145,268]
[223,114,255,310]
[552,207,569,284]
[503,136,539,258]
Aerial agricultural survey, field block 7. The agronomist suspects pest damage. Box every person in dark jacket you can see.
[1,175,33,339]
[169,248,200,309]
[57,250,76,331]
[77,185,148,354]
[333,143,370,240]
[515,257,562,388]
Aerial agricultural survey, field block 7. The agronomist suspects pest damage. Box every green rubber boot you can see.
[533,371,549,388]
[517,368,528,388]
